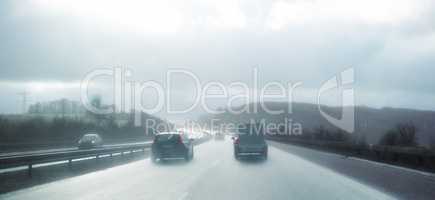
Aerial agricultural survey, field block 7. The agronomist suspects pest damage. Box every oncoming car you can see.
[151,132,194,162]
[78,133,103,149]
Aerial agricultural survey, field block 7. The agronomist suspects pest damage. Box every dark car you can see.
[233,130,268,160]
[78,133,103,149]
[151,132,194,162]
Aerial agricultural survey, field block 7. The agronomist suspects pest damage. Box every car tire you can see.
[184,152,191,161]
[190,149,194,160]
[234,150,240,160]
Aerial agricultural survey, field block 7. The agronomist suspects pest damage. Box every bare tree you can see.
[379,122,417,146]
[396,122,417,146]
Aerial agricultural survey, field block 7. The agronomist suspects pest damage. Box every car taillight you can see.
[234,137,240,144]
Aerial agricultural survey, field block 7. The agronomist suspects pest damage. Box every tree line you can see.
[0,113,172,144]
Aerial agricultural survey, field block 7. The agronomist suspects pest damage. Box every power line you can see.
[17,91,30,114]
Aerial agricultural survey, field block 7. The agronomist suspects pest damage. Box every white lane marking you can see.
[177,192,189,200]
[271,141,435,179]
[269,141,347,158]
[348,157,435,179]
[265,146,396,200]
[172,159,221,200]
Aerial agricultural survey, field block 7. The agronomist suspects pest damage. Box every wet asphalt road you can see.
[0,138,398,200]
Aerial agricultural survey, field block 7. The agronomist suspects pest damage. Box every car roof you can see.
[83,133,100,137]
[155,132,183,135]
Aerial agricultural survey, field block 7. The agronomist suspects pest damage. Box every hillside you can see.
[198,102,435,146]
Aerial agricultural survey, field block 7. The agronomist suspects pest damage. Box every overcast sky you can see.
[1,0,435,116]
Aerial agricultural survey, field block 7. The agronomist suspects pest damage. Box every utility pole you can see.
[17,91,29,114]
[60,98,67,119]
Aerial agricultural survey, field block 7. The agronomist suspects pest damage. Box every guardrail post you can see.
[375,151,380,160]
[393,153,399,162]
[417,156,424,166]
[28,164,32,177]
[68,159,72,169]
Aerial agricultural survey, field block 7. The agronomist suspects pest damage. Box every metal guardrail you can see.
[0,134,212,177]
[0,142,152,177]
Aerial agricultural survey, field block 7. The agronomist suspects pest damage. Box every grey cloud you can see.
[1,0,435,112]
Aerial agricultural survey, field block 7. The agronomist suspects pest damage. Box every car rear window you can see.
[155,134,180,143]
[239,133,264,139]
[238,132,265,143]
[81,135,99,141]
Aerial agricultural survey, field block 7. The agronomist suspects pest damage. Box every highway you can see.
[0,138,405,200]
[0,142,152,158]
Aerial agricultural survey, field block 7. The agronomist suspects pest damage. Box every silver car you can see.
[151,132,194,162]
[78,133,103,149]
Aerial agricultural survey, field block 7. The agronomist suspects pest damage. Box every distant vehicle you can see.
[233,129,268,160]
[214,132,225,140]
[78,133,103,149]
[151,132,194,162]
